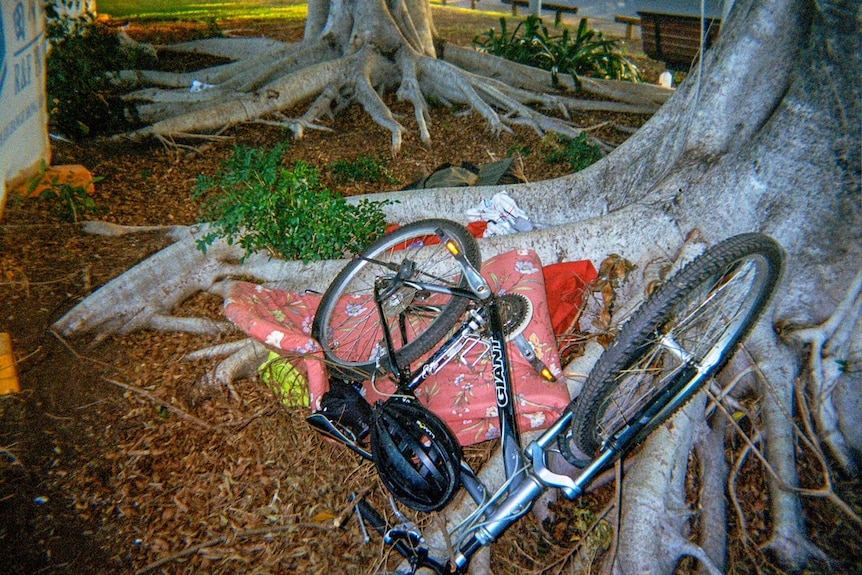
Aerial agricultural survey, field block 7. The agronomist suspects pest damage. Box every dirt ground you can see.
[1,9,859,575]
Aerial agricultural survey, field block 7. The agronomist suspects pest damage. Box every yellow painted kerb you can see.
[0,333,20,394]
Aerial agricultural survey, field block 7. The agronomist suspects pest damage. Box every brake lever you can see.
[352,495,450,575]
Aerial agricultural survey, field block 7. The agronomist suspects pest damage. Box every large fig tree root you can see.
[54,0,861,572]
[113,0,668,153]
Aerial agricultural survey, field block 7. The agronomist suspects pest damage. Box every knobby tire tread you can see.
[572,233,783,455]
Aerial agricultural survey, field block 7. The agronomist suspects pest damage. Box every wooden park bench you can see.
[638,11,721,70]
[501,0,579,27]
[614,14,641,40]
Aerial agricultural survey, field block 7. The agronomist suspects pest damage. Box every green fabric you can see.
[422,166,478,188]
[403,157,522,190]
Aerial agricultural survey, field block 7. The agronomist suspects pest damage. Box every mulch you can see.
[2,11,855,575]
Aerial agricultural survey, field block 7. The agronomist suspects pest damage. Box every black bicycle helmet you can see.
[370,397,462,512]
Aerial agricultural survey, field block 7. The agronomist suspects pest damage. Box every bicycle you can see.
[306,219,783,574]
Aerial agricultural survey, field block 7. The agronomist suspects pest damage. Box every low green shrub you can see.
[329,156,398,186]
[473,16,640,87]
[193,144,392,262]
[27,162,103,222]
[542,133,603,172]
[46,4,156,138]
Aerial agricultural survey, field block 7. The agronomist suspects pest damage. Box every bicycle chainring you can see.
[498,293,533,340]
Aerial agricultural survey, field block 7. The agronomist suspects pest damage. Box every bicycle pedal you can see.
[354,496,437,572]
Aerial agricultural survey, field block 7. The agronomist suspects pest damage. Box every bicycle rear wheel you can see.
[572,233,783,456]
[312,219,480,380]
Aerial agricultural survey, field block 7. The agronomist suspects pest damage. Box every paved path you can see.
[441,0,641,39]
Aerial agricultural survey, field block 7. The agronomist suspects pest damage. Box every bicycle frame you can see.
[302,225,783,575]
[312,227,643,573]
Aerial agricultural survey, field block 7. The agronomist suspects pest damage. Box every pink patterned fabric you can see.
[224,285,327,400]
[224,249,571,445]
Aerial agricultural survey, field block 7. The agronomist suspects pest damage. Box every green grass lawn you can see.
[97,0,307,21]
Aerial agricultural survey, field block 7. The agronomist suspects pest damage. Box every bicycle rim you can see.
[573,234,782,455]
[313,220,480,379]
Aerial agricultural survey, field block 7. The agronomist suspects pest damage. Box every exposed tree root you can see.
[746,326,828,569]
[695,415,729,575]
[197,338,269,400]
[440,44,670,109]
[50,1,861,573]
[788,270,862,474]
[616,397,723,575]
[52,225,347,344]
[112,2,669,154]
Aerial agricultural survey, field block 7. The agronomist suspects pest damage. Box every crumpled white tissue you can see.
[465,191,534,236]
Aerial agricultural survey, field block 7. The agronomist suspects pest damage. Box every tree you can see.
[55,0,860,572]
[113,0,667,153]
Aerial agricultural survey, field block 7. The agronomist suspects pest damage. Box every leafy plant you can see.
[193,17,226,40]
[43,184,101,222]
[329,156,399,185]
[542,133,603,172]
[473,16,640,86]
[28,162,103,222]
[193,144,392,262]
[506,144,533,158]
[46,4,156,138]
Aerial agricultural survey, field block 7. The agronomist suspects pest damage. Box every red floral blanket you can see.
[225,249,594,445]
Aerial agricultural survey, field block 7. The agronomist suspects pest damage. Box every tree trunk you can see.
[55,0,860,572]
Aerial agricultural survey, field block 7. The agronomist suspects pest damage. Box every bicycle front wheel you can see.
[312,219,480,380]
[572,233,783,456]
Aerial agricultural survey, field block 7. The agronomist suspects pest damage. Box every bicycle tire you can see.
[571,233,783,456]
[313,219,480,380]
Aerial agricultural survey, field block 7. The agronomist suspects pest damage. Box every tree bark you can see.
[55,0,860,572]
[114,0,668,152]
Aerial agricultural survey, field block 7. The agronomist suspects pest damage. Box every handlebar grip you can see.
[354,498,387,533]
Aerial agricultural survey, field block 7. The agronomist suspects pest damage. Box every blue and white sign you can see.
[0,7,6,97]
[0,0,50,218]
